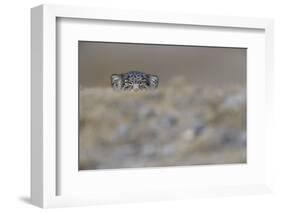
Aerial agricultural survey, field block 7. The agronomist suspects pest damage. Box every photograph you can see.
[78,41,247,170]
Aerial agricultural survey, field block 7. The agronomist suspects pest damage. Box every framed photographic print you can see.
[31,4,274,208]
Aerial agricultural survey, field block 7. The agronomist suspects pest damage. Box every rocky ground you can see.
[79,77,246,170]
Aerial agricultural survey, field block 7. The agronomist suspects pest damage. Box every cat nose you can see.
[133,84,139,91]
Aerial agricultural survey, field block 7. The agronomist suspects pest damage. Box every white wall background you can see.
[0,0,280,212]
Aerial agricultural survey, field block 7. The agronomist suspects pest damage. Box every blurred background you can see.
[79,41,246,88]
[79,41,246,170]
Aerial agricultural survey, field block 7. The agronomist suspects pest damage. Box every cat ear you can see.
[111,74,122,89]
[149,75,159,88]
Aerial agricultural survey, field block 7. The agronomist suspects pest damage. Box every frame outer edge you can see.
[44,4,269,29]
[265,20,275,192]
[31,5,44,208]
[42,4,57,208]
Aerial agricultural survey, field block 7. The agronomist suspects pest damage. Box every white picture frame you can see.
[31,4,274,208]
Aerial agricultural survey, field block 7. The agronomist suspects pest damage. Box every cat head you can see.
[111,71,159,91]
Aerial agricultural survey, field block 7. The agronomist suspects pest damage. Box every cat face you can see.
[111,71,159,91]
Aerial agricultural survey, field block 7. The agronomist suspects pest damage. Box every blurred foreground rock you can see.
[79,77,246,170]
